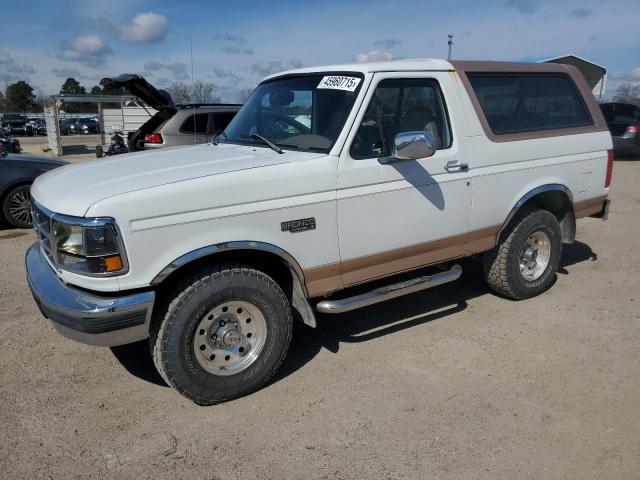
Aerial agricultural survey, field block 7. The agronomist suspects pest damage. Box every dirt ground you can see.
[1,159,639,480]
[18,134,102,162]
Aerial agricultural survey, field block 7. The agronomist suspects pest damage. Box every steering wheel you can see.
[261,111,311,139]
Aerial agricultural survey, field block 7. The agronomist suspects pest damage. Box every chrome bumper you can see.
[25,243,155,347]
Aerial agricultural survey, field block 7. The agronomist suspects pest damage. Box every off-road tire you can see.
[150,265,293,405]
[484,208,562,300]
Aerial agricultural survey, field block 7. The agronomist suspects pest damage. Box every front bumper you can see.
[25,243,155,347]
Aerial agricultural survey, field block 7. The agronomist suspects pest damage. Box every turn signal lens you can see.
[605,149,613,188]
[104,255,124,272]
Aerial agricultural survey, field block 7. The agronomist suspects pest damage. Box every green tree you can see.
[5,81,36,112]
[0,91,6,113]
[60,77,86,95]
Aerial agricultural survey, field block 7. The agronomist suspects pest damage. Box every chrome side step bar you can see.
[315,264,462,314]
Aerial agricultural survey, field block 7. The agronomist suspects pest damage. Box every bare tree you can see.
[166,81,191,105]
[613,82,640,106]
[190,81,220,103]
[240,87,255,103]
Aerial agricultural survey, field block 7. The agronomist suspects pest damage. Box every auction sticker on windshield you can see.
[317,76,361,92]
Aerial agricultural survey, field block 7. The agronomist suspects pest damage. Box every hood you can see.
[101,74,176,113]
[31,144,321,217]
[2,153,67,168]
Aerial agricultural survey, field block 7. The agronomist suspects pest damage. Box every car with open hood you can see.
[26,59,612,404]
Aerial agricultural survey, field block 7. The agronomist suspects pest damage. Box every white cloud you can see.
[355,50,394,63]
[119,12,167,44]
[57,35,113,67]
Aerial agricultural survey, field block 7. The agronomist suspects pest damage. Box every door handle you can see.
[445,161,469,172]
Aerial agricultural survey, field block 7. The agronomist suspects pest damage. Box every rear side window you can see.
[213,112,236,131]
[467,74,593,135]
[180,113,209,134]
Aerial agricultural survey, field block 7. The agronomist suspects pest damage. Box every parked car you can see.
[77,117,100,134]
[1,113,33,136]
[600,102,640,158]
[100,74,240,151]
[30,118,47,136]
[0,151,66,228]
[59,118,75,135]
[27,59,611,404]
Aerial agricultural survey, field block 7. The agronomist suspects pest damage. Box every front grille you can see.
[31,203,54,263]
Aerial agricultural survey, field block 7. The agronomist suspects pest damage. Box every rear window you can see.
[213,112,236,132]
[180,113,209,134]
[600,104,640,123]
[467,74,593,135]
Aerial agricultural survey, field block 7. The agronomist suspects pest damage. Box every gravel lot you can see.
[1,159,639,479]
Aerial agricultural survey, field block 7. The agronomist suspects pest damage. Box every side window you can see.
[180,113,209,134]
[212,112,237,132]
[466,74,593,135]
[350,78,452,159]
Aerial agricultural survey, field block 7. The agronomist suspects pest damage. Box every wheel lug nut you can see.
[219,320,225,326]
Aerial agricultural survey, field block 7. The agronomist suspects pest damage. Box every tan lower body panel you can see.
[304,224,500,298]
[574,195,607,219]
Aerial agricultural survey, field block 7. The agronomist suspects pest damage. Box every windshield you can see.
[222,73,364,153]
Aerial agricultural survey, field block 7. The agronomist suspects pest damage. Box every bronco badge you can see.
[281,217,316,233]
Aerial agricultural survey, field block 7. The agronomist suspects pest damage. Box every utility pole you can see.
[447,34,454,60]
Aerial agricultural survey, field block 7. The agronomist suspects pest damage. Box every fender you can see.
[150,241,317,327]
[497,183,575,241]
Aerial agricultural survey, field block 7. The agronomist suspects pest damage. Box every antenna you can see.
[190,37,196,144]
[447,34,454,60]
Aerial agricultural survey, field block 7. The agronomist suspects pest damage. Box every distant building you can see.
[542,54,607,100]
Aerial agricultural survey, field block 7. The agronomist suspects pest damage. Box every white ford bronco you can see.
[26,59,612,404]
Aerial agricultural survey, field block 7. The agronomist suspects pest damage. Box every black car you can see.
[77,117,100,134]
[30,118,47,136]
[2,113,34,136]
[600,102,640,158]
[0,150,67,228]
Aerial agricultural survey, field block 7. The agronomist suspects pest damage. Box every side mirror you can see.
[379,131,435,164]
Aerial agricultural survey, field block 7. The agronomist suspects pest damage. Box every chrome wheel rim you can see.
[193,300,267,376]
[8,188,31,225]
[519,231,551,281]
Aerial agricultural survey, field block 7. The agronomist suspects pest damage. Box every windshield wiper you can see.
[243,133,284,154]
[211,130,227,145]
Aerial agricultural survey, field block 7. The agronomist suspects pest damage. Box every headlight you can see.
[52,218,127,276]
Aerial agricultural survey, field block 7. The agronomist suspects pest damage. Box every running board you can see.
[315,264,462,314]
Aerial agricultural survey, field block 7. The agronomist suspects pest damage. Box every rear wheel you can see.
[2,184,32,228]
[484,209,562,300]
[150,265,293,404]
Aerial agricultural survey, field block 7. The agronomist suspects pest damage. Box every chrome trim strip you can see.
[25,243,154,347]
[150,241,308,294]
[316,264,462,314]
[498,184,573,239]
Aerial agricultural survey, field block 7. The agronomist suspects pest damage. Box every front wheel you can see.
[2,184,32,228]
[150,266,293,404]
[484,209,562,300]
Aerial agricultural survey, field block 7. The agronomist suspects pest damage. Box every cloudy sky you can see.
[2,0,639,102]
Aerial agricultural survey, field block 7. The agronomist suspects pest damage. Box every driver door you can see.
[336,72,472,286]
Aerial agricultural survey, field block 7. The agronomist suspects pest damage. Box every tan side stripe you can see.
[574,195,607,219]
[304,224,501,298]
